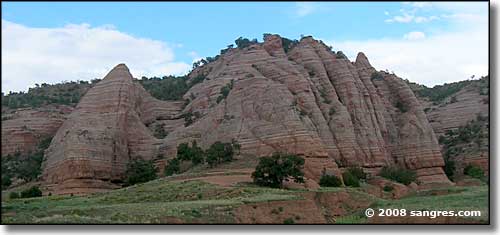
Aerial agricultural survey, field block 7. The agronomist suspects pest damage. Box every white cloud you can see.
[385,12,414,23]
[408,2,433,8]
[325,21,487,87]
[385,11,439,24]
[403,31,426,40]
[338,2,488,87]
[294,2,316,17]
[414,15,440,23]
[1,20,191,93]
[188,51,203,63]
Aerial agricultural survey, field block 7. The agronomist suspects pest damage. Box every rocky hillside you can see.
[2,34,487,195]
[1,81,94,157]
[35,34,451,194]
[410,77,489,179]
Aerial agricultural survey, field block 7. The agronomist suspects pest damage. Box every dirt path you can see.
[171,168,254,187]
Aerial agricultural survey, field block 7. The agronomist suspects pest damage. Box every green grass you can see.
[1,179,488,224]
[1,179,299,224]
[370,186,488,222]
[335,215,368,224]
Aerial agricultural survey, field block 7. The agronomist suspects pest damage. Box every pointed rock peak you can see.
[263,34,287,56]
[103,63,133,81]
[355,52,371,67]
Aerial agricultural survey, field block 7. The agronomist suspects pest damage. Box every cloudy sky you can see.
[1,2,489,93]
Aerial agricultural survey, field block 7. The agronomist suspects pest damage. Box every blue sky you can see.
[1,2,489,92]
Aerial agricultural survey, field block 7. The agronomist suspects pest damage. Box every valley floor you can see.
[1,172,489,224]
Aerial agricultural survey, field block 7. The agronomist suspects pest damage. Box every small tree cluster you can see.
[370,72,384,81]
[252,152,305,188]
[319,169,342,187]
[216,81,234,104]
[18,186,42,198]
[2,136,53,188]
[336,51,348,59]
[177,141,204,166]
[125,158,158,186]
[164,140,240,176]
[235,37,258,49]
[379,166,417,185]
[182,111,201,127]
[153,123,168,139]
[342,171,360,187]
[138,75,206,102]
[464,164,485,179]
[395,101,409,113]
[439,114,488,181]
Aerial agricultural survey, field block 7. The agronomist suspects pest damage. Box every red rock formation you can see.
[1,105,73,157]
[41,64,183,194]
[42,35,451,194]
[417,78,489,179]
[175,35,449,184]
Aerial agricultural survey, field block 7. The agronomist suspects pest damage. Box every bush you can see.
[283,218,295,224]
[164,158,180,176]
[346,167,366,180]
[370,72,384,81]
[235,37,258,49]
[383,185,394,192]
[319,174,342,187]
[206,141,234,168]
[125,158,158,186]
[2,139,49,184]
[379,166,417,185]
[216,81,233,104]
[153,123,167,139]
[9,191,20,199]
[444,158,456,181]
[336,51,348,59]
[20,186,42,198]
[342,171,360,187]
[395,101,409,113]
[183,112,194,127]
[176,141,204,165]
[464,164,484,179]
[329,107,336,116]
[252,153,305,188]
[138,75,205,102]
[2,174,12,189]
[281,37,299,53]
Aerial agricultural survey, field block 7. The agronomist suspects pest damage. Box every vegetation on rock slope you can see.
[2,136,53,189]
[440,114,489,181]
[2,81,93,109]
[406,76,489,104]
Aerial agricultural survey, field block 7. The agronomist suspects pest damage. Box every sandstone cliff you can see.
[39,35,451,194]
[415,78,489,177]
[1,105,73,157]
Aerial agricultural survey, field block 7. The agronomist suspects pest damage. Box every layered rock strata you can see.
[43,35,451,194]
[1,105,73,157]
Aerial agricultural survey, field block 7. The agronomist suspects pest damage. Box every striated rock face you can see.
[1,105,73,157]
[420,80,489,136]
[416,78,489,177]
[42,35,451,194]
[172,35,449,184]
[41,64,184,194]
